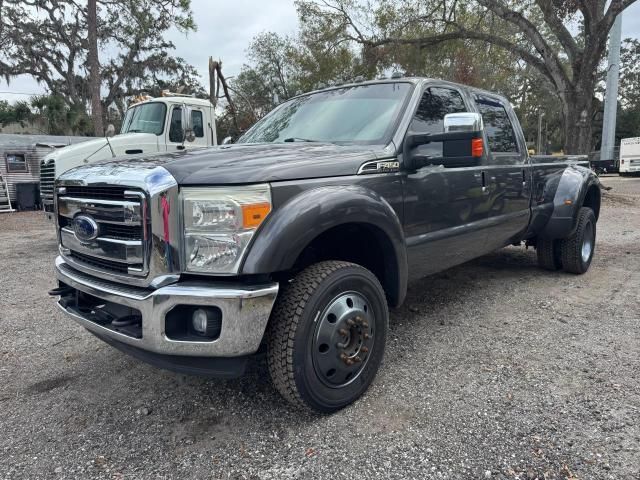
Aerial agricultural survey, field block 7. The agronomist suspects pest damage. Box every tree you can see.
[87,0,103,135]
[0,100,32,127]
[0,0,199,132]
[30,94,91,135]
[620,38,640,110]
[299,0,638,154]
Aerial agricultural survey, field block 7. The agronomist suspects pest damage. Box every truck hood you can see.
[44,133,158,172]
[66,143,390,185]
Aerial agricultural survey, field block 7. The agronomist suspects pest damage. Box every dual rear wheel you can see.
[537,207,596,274]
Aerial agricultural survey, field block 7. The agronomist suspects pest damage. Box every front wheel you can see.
[560,207,596,274]
[266,261,388,413]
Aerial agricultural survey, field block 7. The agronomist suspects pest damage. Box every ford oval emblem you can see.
[73,215,99,243]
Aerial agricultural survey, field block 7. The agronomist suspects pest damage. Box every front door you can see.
[403,85,490,281]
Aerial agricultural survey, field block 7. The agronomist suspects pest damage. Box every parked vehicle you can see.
[0,134,93,212]
[40,94,217,220]
[49,78,601,412]
[619,137,640,176]
[589,148,619,175]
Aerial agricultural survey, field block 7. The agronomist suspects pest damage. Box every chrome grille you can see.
[63,186,129,200]
[57,187,148,279]
[40,159,55,206]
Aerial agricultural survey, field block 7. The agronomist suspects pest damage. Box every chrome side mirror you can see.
[221,136,233,145]
[181,104,195,142]
[444,112,484,133]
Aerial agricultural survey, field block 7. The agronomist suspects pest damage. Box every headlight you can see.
[183,185,271,274]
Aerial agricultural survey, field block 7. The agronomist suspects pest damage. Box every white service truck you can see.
[41,94,218,219]
[619,137,640,176]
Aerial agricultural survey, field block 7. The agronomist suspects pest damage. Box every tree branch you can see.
[535,0,579,65]
[475,0,571,89]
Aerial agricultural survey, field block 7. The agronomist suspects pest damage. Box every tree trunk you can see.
[562,86,594,155]
[87,0,103,137]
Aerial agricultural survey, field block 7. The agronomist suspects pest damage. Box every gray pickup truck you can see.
[50,78,601,412]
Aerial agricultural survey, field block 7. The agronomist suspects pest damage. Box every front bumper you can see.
[54,257,279,360]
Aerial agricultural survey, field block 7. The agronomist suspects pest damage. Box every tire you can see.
[266,261,388,413]
[560,207,596,274]
[536,238,562,271]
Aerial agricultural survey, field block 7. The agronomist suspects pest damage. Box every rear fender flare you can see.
[540,165,601,239]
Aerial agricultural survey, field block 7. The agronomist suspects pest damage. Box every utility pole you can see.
[600,13,622,162]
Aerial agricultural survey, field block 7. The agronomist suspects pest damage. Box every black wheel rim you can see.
[312,291,375,388]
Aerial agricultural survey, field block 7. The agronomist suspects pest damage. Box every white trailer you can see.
[619,137,640,176]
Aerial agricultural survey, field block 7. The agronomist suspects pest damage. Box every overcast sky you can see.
[1,0,639,103]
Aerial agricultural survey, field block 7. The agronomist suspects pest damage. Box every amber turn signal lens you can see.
[242,202,271,228]
[471,138,484,157]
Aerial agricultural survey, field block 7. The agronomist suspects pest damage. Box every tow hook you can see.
[48,286,74,296]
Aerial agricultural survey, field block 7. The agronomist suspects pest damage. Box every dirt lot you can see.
[1,175,639,480]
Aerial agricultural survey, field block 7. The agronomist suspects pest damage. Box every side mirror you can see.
[403,112,484,170]
[221,136,233,145]
[181,104,195,143]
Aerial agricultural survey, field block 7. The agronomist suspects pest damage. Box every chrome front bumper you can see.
[54,257,279,357]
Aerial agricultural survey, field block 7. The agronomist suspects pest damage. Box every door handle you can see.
[522,169,527,186]
[481,171,489,194]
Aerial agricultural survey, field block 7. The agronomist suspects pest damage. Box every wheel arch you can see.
[538,165,601,239]
[241,185,408,307]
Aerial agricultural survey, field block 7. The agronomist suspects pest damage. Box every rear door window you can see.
[475,98,519,154]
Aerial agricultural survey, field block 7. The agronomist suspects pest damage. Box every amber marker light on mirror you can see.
[472,138,484,157]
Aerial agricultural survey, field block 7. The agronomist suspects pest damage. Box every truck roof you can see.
[296,76,511,106]
[135,96,213,108]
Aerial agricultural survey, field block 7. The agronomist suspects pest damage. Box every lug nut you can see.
[354,356,362,363]
[361,346,369,353]
[362,321,369,328]
[346,319,355,326]
[339,328,349,336]
[363,333,370,340]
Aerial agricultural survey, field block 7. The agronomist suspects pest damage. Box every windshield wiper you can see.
[283,137,318,143]
[127,129,142,133]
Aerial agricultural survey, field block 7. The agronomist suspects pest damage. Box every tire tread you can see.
[560,207,595,274]
[266,261,377,410]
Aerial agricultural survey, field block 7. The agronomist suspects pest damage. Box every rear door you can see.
[473,94,531,250]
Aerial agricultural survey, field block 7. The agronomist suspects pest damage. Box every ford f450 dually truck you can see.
[49,78,601,412]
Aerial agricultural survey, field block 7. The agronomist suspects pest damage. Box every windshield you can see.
[121,102,167,135]
[238,83,412,145]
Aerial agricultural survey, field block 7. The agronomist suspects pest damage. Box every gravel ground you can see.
[1,175,639,480]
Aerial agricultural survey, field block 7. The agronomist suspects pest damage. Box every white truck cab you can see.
[619,137,640,176]
[41,94,217,218]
